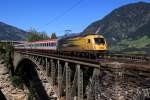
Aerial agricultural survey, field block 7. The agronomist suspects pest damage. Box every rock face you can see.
[88,62,150,100]
[0,59,29,100]
[34,63,58,99]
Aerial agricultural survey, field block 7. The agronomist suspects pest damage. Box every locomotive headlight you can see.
[93,46,96,50]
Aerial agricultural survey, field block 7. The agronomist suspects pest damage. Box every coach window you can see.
[52,43,54,46]
[53,42,56,46]
[88,39,90,43]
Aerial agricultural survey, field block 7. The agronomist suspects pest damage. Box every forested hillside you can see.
[0,22,27,41]
[83,2,150,54]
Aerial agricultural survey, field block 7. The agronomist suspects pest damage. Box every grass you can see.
[110,35,150,54]
[123,51,146,55]
[119,35,150,48]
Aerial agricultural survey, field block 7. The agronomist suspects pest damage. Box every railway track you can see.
[20,50,150,67]
[100,54,150,65]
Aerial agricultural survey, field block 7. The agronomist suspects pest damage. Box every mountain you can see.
[0,22,27,41]
[83,2,150,54]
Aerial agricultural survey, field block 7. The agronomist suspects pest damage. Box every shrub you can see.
[11,76,23,89]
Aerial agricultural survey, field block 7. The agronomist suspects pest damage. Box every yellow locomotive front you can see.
[82,34,108,53]
[58,34,108,53]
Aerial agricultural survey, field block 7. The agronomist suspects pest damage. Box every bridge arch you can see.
[15,58,49,100]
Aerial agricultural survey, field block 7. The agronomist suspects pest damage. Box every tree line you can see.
[27,28,57,42]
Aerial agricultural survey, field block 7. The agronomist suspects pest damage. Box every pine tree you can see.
[50,33,57,39]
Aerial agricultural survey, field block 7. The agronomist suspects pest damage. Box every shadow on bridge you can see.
[15,58,49,100]
[0,89,6,100]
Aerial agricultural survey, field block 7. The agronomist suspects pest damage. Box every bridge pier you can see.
[45,58,48,76]
[87,68,101,100]
[50,59,56,86]
[57,60,62,98]
[65,62,71,100]
[77,64,83,100]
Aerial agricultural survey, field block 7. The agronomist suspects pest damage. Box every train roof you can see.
[30,39,57,43]
[60,33,104,40]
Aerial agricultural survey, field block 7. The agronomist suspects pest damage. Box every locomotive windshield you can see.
[94,38,105,44]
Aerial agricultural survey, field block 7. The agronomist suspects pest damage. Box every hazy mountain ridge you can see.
[0,22,27,41]
[83,2,150,54]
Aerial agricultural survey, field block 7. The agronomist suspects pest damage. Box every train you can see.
[15,34,108,57]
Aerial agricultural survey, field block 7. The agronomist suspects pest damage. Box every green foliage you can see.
[110,35,150,54]
[11,76,23,88]
[0,42,14,52]
[27,82,37,100]
[28,94,36,100]
[119,36,150,48]
[124,51,146,55]
[0,42,14,75]
[27,28,49,42]
[50,32,57,39]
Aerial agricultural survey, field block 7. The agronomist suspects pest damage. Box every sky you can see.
[0,0,150,36]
